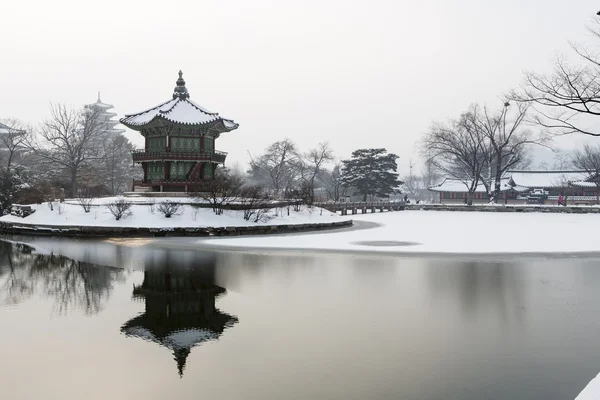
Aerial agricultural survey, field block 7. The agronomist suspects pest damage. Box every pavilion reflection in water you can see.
[121,255,238,377]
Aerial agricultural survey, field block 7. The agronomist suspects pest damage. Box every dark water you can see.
[0,238,599,400]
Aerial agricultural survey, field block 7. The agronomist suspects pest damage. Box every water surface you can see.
[0,238,598,400]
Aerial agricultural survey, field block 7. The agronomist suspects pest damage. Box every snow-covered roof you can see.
[121,97,237,128]
[120,71,239,131]
[507,170,590,189]
[124,326,219,351]
[428,178,512,193]
[0,121,25,136]
[570,181,596,188]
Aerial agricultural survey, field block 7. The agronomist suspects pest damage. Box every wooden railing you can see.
[131,149,227,163]
[313,201,406,214]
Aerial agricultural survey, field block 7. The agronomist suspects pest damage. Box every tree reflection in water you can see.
[0,240,124,315]
[427,260,526,327]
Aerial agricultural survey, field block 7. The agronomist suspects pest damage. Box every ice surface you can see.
[204,210,600,254]
[576,373,600,400]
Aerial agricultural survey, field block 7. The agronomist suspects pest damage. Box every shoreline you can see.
[0,219,353,237]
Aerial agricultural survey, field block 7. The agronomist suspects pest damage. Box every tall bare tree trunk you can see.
[70,169,77,198]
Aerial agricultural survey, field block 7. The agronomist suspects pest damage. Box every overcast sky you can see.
[1,0,599,174]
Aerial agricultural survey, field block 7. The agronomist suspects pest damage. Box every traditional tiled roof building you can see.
[121,71,239,193]
[429,170,599,204]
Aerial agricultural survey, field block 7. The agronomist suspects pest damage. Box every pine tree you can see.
[0,167,25,215]
[341,148,402,201]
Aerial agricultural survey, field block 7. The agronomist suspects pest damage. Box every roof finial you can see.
[97,91,101,103]
[173,70,190,100]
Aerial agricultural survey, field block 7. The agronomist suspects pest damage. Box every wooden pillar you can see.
[143,163,148,183]
[165,162,171,180]
[160,185,163,192]
[352,207,357,215]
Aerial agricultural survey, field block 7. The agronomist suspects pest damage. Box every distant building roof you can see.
[570,181,597,188]
[0,121,26,136]
[120,70,239,132]
[507,170,590,189]
[428,178,512,193]
[0,122,10,135]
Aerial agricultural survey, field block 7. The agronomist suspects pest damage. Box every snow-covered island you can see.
[0,197,350,232]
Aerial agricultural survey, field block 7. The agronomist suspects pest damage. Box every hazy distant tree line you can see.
[246,139,401,204]
[0,104,140,214]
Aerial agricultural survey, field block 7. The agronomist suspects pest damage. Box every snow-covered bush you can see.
[76,188,95,213]
[157,201,182,218]
[106,200,132,221]
[239,186,272,222]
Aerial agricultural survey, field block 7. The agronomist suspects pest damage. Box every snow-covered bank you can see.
[0,199,348,229]
[576,373,600,399]
[203,210,600,254]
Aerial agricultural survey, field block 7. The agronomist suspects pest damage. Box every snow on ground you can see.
[0,199,345,228]
[203,210,600,254]
[576,373,600,400]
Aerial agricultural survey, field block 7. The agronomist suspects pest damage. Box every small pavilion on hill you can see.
[120,71,239,193]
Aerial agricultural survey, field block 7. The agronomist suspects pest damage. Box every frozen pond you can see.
[0,237,599,400]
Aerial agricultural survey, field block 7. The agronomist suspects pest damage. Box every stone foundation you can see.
[0,220,353,238]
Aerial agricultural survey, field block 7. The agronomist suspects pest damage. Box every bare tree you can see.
[99,134,139,195]
[421,109,489,205]
[238,185,272,222]
[466,102,542,203]
[514,20,600,137]
[402,159,427,201]
[297,142,334,204]
[572,144,600,203]
[192,167,244,215]
[421,151,442,203]
[27,104,106,197]
[248,139,299,199]
[106,200,133,221]
[0,119,29,171]
[157,201,182,218]
[321,162,347,202]
[75,188,95,213]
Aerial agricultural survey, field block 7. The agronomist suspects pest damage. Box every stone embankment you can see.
[406,204,600,213]
[0,220,353,238]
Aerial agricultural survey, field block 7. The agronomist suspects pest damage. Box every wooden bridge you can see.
[313,201,406,215]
